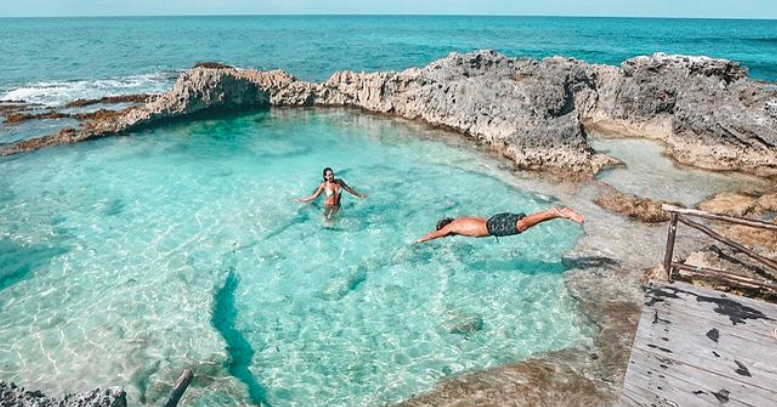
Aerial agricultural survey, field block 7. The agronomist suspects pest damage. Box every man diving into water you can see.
[294,167,368,219]
[415,207,584,243]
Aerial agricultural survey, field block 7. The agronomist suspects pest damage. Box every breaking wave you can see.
[0,72,177,107]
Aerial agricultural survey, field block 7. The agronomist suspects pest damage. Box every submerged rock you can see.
[4,110,70,123]
[441,312,484,334]
[594,183,684,223]
[394,254,645,407]
[0,382,126,407]
[4,50,776,179]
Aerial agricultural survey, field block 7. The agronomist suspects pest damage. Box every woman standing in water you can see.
[294,167,368,219]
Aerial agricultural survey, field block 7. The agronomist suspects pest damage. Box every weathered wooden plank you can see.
[643,284,777,338]
[636,306,777,374]
[626,360,760,407]
[634,322,777,381]
[620,380,679,407]
[626,347,774,406]
[639,304,777,350]
[650,281,777,315]
[621,373,756,407]
[618,281,777,407]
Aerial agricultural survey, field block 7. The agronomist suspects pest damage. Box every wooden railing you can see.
[662,204,777,291]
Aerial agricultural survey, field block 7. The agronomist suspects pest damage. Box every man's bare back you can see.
[415,207,583,243]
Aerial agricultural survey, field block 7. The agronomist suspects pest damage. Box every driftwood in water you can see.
[162,369,193,407]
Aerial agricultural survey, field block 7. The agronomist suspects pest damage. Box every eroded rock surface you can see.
[697,191,777,219]
[0,382,126,407]
[587,53,777,177]
[594,183,684,223]
[6,51,775,179]
[64,93,153,108]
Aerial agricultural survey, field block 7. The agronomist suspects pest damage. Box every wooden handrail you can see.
[677,217,777,275]
[661,204,777,289]
[662,204,777,231]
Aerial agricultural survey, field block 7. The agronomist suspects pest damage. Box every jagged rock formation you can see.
[0,382,126,407]
[3,51,776,179]
[586,53,777,177]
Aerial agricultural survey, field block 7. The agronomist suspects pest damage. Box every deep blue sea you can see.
[1,16,777,103]
[0,16,775,407]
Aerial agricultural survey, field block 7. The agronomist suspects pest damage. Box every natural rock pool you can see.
[591,136,772,206]
[0,109,591,407]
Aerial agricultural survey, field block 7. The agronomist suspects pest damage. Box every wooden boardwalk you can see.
[617,281,777,407]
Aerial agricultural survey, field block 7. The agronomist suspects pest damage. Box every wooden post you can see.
[663,213,678,282]
[162,369,193,407]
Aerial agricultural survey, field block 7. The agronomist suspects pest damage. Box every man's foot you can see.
[554,207,584,224]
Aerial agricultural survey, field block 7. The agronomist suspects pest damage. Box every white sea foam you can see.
[0,72,177,107]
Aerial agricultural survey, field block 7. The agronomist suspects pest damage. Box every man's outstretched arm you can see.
[414,225,452,244]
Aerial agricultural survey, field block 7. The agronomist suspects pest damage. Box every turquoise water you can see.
[0,109,589,406]
[592,137,772,206]
[2,15,773,406]
[1,16,777,107]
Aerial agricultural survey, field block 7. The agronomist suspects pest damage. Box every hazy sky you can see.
[3,0,777,19]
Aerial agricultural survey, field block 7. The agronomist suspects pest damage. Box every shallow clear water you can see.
[0,109,590,406]
[592,137,771,206]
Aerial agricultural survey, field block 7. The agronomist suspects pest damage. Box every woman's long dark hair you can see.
[323,167,334,181]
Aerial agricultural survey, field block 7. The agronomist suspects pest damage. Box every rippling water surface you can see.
[592,137,772,206]
[0,109,590,406]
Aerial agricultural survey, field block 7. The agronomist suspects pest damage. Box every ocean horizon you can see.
[2,14,777,20]
[2,16,777,91]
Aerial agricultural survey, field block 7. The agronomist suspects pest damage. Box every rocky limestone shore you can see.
[0,382,126,407]
[3,50,776,179]
[586,53,777,177]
